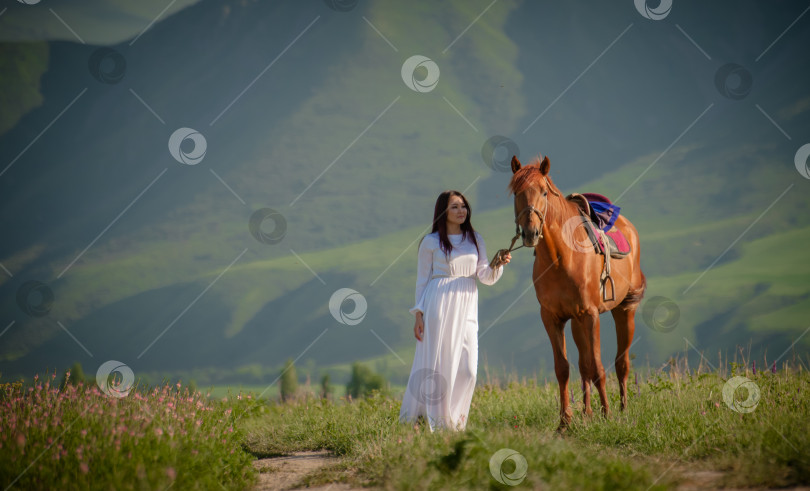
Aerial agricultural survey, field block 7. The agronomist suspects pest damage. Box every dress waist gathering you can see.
[430,273,475,280]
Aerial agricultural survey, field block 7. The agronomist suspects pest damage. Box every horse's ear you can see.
[539,156,550,176]
[511,155,522,174]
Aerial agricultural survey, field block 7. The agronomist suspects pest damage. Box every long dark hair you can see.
[420,190,480,258]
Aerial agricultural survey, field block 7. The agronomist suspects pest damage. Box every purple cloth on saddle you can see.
[581,193,620,232]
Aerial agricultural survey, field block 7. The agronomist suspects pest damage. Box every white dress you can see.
[399,231,504,431]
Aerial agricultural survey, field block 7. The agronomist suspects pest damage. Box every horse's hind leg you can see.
[571,311,609,417]
[542,308,572,430]
[611,306,637,411]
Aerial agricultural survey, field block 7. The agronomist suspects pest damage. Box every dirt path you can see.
[251,451,368,491]
[251,453,810,490]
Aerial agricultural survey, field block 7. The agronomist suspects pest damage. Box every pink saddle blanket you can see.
[585,221,631,258]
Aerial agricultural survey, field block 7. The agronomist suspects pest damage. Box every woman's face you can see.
[446,195,468,228]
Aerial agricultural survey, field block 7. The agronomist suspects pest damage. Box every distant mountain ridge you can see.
[1,0,808,384]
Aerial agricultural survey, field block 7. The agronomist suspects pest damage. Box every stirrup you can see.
[601,274,615,302]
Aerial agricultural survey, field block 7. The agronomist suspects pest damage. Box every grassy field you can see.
[3,358,808,490]
[240,359,810,490]
[0,373,258,490]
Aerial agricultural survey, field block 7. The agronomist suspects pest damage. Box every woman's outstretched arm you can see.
[475,233,508,285]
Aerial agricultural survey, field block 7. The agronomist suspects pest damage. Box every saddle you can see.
[566,194,631,258]
[566,193,631,302]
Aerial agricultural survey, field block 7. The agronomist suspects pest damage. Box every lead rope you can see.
[491,177,560,268]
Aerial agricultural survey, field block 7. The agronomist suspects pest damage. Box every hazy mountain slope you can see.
[1,0,808,383]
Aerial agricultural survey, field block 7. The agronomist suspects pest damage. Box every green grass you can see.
[240,361,810,490]
[3,360,808,489]
[0,374,259,490]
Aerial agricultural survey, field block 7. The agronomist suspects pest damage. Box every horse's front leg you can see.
[572,310,609,417]
[541,308,572,430]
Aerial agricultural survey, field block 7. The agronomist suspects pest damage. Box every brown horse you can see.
[507,155,646,430]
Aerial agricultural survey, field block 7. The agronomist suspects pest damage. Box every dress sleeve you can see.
[475,233,504,286]
[409,236,433,316]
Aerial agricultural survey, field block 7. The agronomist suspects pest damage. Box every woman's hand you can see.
[414,312,424,342]
[490,249,512,268]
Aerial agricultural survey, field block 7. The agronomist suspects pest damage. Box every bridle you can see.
[504,177,560,254]
[490,175,561,267]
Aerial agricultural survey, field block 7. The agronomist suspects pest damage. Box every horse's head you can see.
[508,155,558,247]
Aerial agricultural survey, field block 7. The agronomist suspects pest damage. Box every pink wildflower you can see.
[79,462,89,474]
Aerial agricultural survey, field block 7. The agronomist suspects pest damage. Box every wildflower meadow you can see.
[0,371,257,490]
[2,356,809,490]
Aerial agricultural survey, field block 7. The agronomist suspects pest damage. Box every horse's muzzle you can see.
[522,228,540,246]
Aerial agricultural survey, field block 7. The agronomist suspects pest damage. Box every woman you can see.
[399,190,511,431]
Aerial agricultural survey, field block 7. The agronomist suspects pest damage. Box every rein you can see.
[492,177,560,266]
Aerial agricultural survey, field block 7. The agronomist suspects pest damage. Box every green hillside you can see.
[0,42,48,135]
[1,0,808,386]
